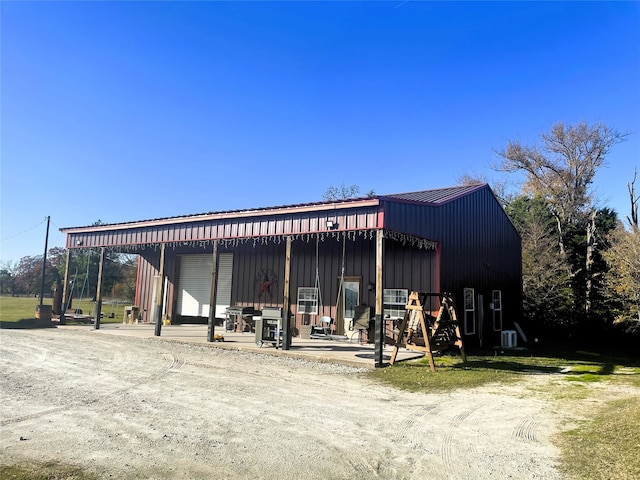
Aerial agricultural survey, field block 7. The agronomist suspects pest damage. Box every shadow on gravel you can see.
[0,319,57,330]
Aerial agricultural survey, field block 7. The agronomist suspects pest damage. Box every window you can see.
[383,289,408,319]
[492,290,503,331]
[463,288,476,335]
[297,287,318,315]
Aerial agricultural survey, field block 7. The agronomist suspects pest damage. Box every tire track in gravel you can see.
[0,346,186,427]
[441,407,481,474]
[393,404,440,453]
[344,456,400,479]
[513,416,539,442]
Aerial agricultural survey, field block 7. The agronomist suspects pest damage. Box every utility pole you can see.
[39,216,51,306]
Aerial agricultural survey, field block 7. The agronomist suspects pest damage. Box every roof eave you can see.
[60,197,381,234]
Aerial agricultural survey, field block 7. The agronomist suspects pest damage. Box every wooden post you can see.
[282,236,292,350]
[207,241,219,342]
[374,229,384,367]
[60,249,71,324]
[154,243,165,337]
[94,247,105,330]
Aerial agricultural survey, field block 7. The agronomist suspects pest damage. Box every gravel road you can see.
[1,327,566,479]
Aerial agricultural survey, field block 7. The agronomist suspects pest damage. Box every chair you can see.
[311,316,333,336]
[351,305,371,343]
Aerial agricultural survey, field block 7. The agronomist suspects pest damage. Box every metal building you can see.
[60,183,521,348]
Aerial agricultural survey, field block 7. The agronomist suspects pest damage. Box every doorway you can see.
[337,277,360,335]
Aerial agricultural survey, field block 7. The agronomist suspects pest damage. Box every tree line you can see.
[0,248,137,305]
[465,121,638,345]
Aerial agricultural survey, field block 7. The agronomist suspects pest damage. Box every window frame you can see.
[492,289,503,331]
[383,288,409,319]
[297,287,319,315]
[463,287,476,335]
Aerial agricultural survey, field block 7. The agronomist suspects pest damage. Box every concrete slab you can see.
[86,323,425,369]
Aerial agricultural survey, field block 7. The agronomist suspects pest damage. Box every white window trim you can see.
[297,287,319,315]
[463,287,476,335]
[492,289,503,331]
[383,288,409,319]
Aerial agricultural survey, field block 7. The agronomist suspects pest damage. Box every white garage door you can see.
[177,253,233,318]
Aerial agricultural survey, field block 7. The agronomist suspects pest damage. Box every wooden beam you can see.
[282,236,292,350]
[154,243,165,336]
[94,247,105,330]
[60,249,71,324]
[374,229,384,367]
[207,240,219,342]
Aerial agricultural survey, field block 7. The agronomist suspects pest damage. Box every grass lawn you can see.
[369,348,640,480]
[0,295,129,326]
[0,462,97,480]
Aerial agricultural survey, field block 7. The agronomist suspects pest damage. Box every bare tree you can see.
[497,122,627,255]
[628,167,639,229]
[457,172,512,206]
[498,122,627,320]
[323,183,374,201]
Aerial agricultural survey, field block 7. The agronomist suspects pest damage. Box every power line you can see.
[1,218,48,242]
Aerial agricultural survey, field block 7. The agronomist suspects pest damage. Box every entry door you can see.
[340,277,360,335]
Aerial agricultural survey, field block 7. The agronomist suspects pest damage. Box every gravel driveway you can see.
[1,328,565,479]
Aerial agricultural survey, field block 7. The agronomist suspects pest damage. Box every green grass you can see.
[558,397,640,480]
[0,461,98,480]
[370,348,640,393]
[0,295,129,326]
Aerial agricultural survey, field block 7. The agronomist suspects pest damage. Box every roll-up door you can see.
[177,253,233,318]
[214,254,233,318]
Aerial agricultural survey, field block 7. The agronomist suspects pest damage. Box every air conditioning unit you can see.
[501,330,517,348]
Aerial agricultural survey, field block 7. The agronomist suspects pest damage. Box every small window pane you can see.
[297,287,318,315]
[383,288,408,319]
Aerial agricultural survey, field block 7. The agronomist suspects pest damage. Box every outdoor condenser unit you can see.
[501,330,517,348]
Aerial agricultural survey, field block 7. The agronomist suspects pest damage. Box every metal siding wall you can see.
[137,253,158,323]
[65,206,380,250]
[228,241,287,309]
[136,251,178,323]
[383,186,522,334]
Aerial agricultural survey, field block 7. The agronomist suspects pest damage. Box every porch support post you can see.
[94,247,105,330]
[374,229,384,367]
[154,243,165,337]
[60,249,71,325]
[282,236,292,350]
[207,240,219,342]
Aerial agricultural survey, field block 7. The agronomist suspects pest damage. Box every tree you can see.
[0,260,16,295]
[323,183,375,201]
[498,122,627,332]
[603,221,640,334]
[456,172,512,207]
[506,195,573,334]
[13,254,59,297]
[628,167,639,229]
[498,121,627,255]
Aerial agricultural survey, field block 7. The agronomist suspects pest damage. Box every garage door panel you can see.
[177,253,232,318]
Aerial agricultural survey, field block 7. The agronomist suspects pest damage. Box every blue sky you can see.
[2,1,639,263]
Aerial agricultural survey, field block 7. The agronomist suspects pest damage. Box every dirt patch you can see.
[0,328,592,479]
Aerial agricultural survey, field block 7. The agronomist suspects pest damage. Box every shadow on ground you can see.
[0,319,56,330]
